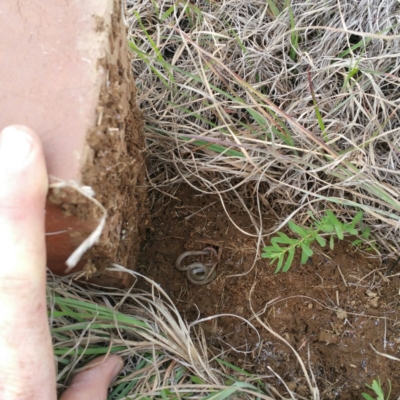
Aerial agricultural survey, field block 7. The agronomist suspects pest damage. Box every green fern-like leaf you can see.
[262,210,367,273]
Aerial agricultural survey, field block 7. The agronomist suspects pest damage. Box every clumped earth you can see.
[138,185,400,399]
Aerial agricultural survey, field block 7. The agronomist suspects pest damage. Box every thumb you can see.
[60,355,123,400]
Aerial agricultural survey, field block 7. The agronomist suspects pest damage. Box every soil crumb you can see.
[138,185,400,399]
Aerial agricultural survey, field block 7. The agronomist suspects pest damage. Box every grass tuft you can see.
[126,0,400,261]
[50,269,304,399]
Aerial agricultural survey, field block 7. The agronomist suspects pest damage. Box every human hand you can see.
[0,126,123,399]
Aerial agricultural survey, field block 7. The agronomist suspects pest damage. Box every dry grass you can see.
[125,0,400,259]
[50,267,319,399]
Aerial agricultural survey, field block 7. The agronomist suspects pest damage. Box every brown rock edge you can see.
[0,1,146,287]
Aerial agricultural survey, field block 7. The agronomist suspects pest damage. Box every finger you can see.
[0,126,55,399]
[0,125,48,280]
[60,355,124,400]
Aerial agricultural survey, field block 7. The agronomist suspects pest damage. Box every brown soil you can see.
[42,0,147,286]
[78,0,147,282]
[138,185,400,399]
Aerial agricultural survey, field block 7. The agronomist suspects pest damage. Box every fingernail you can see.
[0,126,33,170]
[111,358,124,380]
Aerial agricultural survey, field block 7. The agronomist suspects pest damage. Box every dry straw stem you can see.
[249,286,320,399]
[126,0,400,259]
[49,267,299,399]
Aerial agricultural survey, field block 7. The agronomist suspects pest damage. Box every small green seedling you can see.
[262,210,369,273]
[362,378,391,400]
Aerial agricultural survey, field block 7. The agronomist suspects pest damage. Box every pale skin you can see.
[0,125,123,400]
